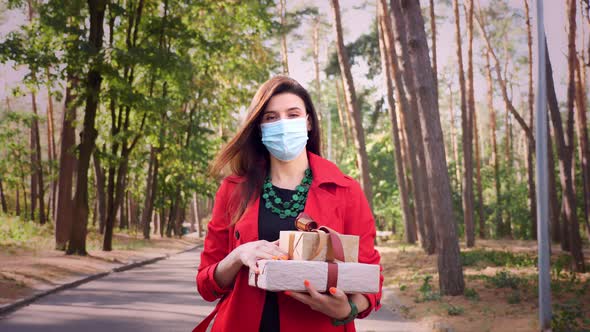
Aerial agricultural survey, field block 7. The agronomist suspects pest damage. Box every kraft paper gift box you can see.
[279,230,360,263]
[248,259,379,293]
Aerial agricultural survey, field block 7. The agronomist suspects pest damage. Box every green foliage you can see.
[415,275,441,302]
[443,303,464,316]
[552,300,585,332]
[461,249,536,268]
[464,287,480,301]
[0,216,53,246]
[485,270,525,289]
[325,19,380,79]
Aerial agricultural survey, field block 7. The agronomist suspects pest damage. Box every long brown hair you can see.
[210,76,322,225]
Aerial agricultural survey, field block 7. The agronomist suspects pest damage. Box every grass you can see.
[1,215,178,252]
[0,215,54,250]
[461,249,536,268]
[379,239,590,332]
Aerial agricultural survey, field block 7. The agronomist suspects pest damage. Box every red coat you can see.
[195,152,383,332]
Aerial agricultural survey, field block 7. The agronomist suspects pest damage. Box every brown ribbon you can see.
[294,212,344,291]
[294,212,345,263]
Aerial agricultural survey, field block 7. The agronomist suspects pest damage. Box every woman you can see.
[194,76,383,332]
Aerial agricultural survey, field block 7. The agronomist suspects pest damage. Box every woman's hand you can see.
[285,280,352,320]
[234,240,289,273]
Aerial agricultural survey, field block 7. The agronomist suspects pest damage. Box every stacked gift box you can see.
[248,213,380,294]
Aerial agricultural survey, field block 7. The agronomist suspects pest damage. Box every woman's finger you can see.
[245,257,259,273]
[255,251,275,260]
[303,279,323,300]
[259,243,288,258]
[257,245,286,259]
[328,287,348,301]
[263,241,288,255]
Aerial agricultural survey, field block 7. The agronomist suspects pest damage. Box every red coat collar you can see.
[224,151,351,188]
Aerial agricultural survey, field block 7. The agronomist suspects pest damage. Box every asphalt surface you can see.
[0,247,423,332]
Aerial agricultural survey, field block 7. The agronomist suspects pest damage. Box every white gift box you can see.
[248,259,380,294]
[279,230,359,263]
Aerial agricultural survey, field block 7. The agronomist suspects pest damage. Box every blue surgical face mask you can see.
[261,117,309,161]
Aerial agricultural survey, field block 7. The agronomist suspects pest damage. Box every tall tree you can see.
[484,49,502,236]
[377,0,415,245]
[575,55,590,240]
[55,73,78,250]
[564,0,585,271]
[394,0,464,295]
[523,0,538,240]
[279,0,289,75]
[330,0,373,208]
[390,0,436,254]
[67,0,108,255]
[429,0,438,103]
[453,0,475,247]
[465,0,484,239]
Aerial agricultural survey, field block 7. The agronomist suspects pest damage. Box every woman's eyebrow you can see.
[264,107,303,113]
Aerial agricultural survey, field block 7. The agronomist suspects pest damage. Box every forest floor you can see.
[0,216,201,306]
[378,238,590,332]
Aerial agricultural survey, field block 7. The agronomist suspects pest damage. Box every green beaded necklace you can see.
[262,168,312,219]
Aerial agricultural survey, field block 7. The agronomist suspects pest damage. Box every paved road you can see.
[0,248,422,332]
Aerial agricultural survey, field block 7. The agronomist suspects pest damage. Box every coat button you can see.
[235,230,240,240]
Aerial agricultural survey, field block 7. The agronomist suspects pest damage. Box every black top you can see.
[258,185,299,332]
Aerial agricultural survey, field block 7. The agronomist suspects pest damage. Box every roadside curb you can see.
[0,243,203,318]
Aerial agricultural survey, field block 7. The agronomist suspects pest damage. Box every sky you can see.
[0,1,581,119]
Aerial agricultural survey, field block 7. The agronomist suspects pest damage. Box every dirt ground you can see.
[378,239,590,332]
[0,232,202,306]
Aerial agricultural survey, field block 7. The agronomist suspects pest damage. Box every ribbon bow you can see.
[292,212,345,292]
[291,212,346,263]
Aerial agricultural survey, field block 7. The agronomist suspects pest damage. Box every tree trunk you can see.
[16,187,21,216]
[0,178,7,213]
[31,91,46,225]
[67,0,107,256]
[448,84,461,191]
[547,120,561,243]
[119,180,129,230]
[524,0,537,240]
[389,0,436,254]
[93,150,107,234]
[30,101,38,221]
[563,0,585,272]
[279,0,289,76]
[334,80,350,148]
[330,0,373,209]
[55,73,78,250]
[547,37,584,269]
[429,0,438,104]
[467,1,484,239]
[192,193,200,236]
[394,0,464,295]
[474,97,484,238]
[141,146,158,239]
[454,0,475,247]
[45,67,57,222]
[575,57,590,240]
[475,13,534,143]
[504,105,513,237]
[485,49,502,237]
[312,14,323,128]
[377,0,415,244]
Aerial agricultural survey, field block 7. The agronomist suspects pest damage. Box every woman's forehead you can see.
[265,93,305,112]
